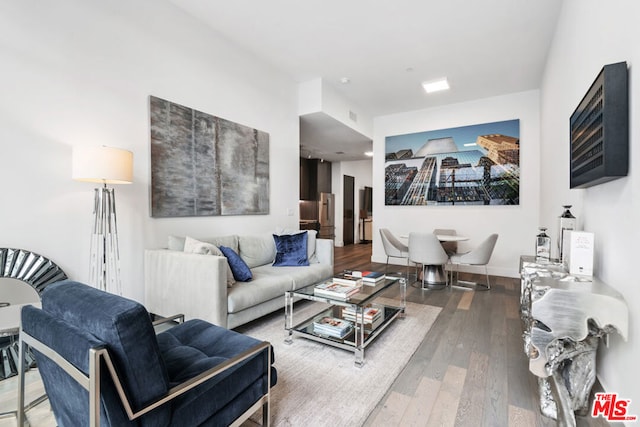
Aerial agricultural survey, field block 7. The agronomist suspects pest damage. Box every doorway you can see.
[343,175,355,245]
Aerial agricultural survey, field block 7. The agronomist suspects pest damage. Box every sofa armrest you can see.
[144,250,228,327]
[315,239,334,267]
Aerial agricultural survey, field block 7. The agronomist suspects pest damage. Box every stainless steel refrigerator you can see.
[318,193,335,239]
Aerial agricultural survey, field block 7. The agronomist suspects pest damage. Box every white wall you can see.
[298,78,373,139]
[539,0,640,409]
[0,0,299,302]
[332,160,373,246]
[373,90,541,278]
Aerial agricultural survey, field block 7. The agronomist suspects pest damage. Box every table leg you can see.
[284,292,293,345]
[399,278,407,318]
[354,305,365,367]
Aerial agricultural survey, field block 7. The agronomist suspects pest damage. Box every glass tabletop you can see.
[291,276,401,307]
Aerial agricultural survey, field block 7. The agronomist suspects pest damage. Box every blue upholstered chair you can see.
[18,280,276,426]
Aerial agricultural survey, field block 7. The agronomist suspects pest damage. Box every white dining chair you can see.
[408,232,450,290]
[379,228,410,279]
[449,233,498,290]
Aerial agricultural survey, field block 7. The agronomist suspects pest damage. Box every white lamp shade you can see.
[72,146,133,184]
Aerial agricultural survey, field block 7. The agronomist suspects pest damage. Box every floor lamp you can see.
[72,146,133,295]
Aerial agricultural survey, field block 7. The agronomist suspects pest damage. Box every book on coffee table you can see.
[342,305,382,323]
[360,271,385,285]
[313,281,361,300]
[332,272,364,287]
[312,316,353,338]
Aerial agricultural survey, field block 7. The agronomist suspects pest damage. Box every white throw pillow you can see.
[168,235,186,251]
[184,236,236,287]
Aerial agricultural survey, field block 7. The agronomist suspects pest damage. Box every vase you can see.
[536,227,551,261]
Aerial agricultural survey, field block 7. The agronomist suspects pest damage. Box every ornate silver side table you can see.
[519,255,628,427]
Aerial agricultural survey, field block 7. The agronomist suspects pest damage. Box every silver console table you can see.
[519,255,628,427]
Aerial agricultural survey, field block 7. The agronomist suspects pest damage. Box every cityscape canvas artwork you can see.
[149,96,269,217]
[385,119,520,206]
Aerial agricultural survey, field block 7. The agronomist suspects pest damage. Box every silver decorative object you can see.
[0,248,68,294]
[535,227,551,261]
[0,248,68,380]
[558,205,576,262]
[519,256,628,427]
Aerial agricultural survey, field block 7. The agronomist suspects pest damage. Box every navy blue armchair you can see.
[17,280,276,426]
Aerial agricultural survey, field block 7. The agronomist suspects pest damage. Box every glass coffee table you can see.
[284,275,406,367]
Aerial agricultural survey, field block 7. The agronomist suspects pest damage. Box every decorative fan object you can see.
[0,248,67,294]
[0,248,67,380]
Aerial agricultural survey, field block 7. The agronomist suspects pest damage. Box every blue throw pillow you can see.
[219,246,252,282]
[273,232,309,266]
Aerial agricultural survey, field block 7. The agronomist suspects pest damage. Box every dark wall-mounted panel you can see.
[570,61,628,189]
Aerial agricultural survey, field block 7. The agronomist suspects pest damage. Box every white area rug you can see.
[238,300,441,427]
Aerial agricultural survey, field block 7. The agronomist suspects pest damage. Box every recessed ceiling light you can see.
[364,151,374,157]
[340,77,350,84]
[422,78,450,94]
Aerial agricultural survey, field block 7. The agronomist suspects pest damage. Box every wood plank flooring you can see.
[335,243,613,427]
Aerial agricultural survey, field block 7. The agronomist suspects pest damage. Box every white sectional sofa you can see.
[144,231,333,329]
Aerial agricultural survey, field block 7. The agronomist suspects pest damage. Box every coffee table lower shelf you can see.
[285,302,404,367]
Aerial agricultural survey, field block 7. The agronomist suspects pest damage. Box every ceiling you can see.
[169,0,563,162]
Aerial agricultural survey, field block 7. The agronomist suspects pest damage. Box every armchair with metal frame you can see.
[18,280,276,427]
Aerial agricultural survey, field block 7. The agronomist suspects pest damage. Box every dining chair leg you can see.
[484,265,491,290]
[405,258,410,284]
[451,264,490,291]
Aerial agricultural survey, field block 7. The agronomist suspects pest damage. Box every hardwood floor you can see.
[335,243,612,427]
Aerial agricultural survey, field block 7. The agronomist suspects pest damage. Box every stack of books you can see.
[313,281,361,300]
[357,271,386,285]
[313,316,353,338]
[342,305,383,329]
[332,272,364,287]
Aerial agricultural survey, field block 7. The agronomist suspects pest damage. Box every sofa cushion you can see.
[275,263,333,290]
[155,319,276,426]
[273,232,309,266]
[238,234,277,268]
[219,246,252,282]
[183,236,236,287]
[227,265,296,313]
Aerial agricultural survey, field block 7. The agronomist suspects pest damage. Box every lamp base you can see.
[89,186,122,294]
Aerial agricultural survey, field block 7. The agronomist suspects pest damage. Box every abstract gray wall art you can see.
[149,96,269,217]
